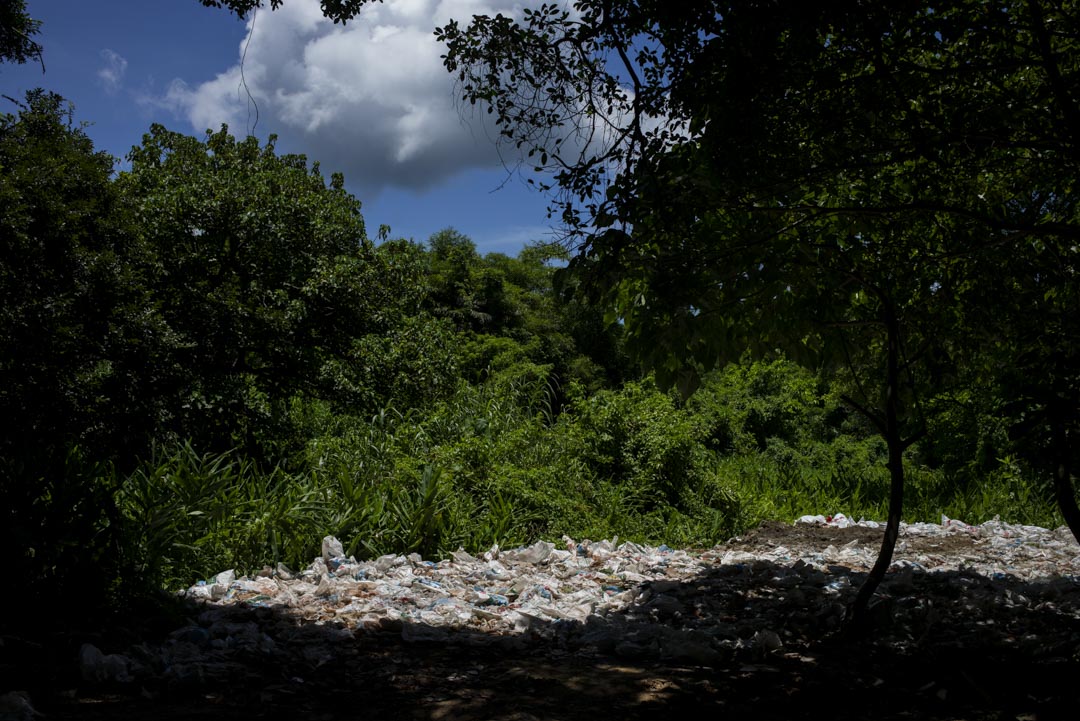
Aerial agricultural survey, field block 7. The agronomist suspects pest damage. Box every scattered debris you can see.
[78,644,133,684]
[157,516,1080,668]
[38,515,1078,720]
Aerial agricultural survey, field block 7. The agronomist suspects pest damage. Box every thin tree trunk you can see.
[847,305,905,630]
[1050,400,1080,545]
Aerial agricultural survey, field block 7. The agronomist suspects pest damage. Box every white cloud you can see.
[98,49,128,95]
[162,0,545,193]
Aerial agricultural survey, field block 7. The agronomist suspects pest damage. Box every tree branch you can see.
[841,393,886,435]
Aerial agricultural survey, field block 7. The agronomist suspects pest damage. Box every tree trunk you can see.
[846,304,905,631]
[1050,399,1080,545]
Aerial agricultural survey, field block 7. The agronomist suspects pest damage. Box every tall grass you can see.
[117,442,326,589]
[110,362,1064,591]
[717,451,1061,530]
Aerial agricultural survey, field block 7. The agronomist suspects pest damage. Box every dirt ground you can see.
[5,522,1080,720]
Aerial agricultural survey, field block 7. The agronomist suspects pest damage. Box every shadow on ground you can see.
[4,530,1079,720]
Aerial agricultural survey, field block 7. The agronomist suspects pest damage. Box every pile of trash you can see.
[182,535,692,638]
[77,515,1080,688]
[773,513,1080,581]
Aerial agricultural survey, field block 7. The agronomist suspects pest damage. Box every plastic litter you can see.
[154,516,1079,676]
[78,643,133,684]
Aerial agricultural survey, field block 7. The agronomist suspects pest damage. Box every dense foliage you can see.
[2,0,1077,633]
[0,0,40,65]
[433,0,1080,620]
[0,90,1061,633]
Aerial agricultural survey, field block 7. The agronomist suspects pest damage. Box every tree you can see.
[0,90,156,462]
[0,90,148,625]
[198,0,366,23]
[0,0,42,66]
[421,228,631,392]
[116,125,432,454]
[962,225,1080,538]
[424,228,486,331]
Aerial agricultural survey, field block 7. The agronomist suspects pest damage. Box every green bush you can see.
[98,358,1062,595]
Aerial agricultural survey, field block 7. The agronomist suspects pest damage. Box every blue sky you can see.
[0,0,559,255]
